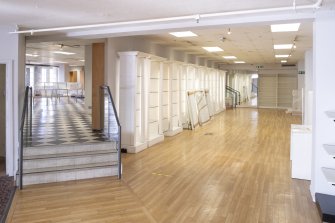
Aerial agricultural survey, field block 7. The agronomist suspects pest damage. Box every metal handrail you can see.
[19,86,33,189]
[100,85,122,179]
[226,89,237,108]
[226,86,241,105]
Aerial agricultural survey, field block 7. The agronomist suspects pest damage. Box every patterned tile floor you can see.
[24,97,111,147]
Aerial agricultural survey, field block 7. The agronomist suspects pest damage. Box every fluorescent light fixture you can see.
[274,44,293,49]
[281,60,287,63]
[53,51,76,55]
[234,61,245,64]
[79,59,85,62]
[169,31,198,37]
[271,23,300,32]
[223,56,237,59]
[275,55,289,58]
[52,61,68,64]
[251,74,258,79]
[27,62,43,65]
[26,53,39,57]
[202,47,223,52]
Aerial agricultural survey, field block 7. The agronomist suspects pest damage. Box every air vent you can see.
[281,64,296,67]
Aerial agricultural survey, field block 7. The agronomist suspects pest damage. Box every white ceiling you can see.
[1,0,334,29]
[146,22,313,64]
[26,22,312,66]
[16,0,328,66]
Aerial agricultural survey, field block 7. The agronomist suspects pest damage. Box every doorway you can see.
[0,64,6,176]
[250,74,258,107]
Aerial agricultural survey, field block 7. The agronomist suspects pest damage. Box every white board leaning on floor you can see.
[187,90,213,129]
[196,91,211,125]
[187,92,199,129]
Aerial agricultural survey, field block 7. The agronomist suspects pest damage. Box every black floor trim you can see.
[0,186,16,223]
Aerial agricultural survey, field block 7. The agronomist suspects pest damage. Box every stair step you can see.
[23,164,118,185]
[23,142,116,156]
[23,149,116,160]
[316,193,335,223]
[24,161,118,174]
[23,152,118,170]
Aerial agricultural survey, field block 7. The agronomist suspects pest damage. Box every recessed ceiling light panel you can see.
[271,23,300,32]
[169,31,198,37]
[234,61,245,64]
[52,61,68,64]
[275,55,289,58]
[223,56,237,59]
[202,47,224,52]
[26,53,39,57]
[53,51,76,55]
[274,44,293,49]
[281,60,288,63]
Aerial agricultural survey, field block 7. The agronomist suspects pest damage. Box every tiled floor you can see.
[24,97,111,147]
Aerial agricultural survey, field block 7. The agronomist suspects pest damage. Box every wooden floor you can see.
[6,108,321,223]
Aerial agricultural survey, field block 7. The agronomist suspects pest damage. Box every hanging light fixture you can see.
[227,28,232,35]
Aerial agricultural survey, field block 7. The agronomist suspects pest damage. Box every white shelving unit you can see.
[258,74,297,108]
[118,52,148,153]
[165,62,182,136]
[118,51,227,152]
[278,74,297,108]
[314,110,335,195]
[258,74,278,108]
[180,65,188,128]
[147,58,165,147]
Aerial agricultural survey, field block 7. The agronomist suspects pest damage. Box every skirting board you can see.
[122,142,147,154]
[164,127,183,137]
[148,135,164,147]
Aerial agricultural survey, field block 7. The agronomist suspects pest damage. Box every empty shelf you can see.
[324,144,335,158]
[322,167,335,186]
[325,110,335,118]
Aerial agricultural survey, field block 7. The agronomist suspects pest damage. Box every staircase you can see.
[22,142,118,185]
[225,85,241,108]
[18,85,121,188]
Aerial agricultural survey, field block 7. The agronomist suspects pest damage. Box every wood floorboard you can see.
[6,108,321,223]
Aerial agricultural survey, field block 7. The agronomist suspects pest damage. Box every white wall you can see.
[311,10,335,198]
[297,59,305,92]
[0,25,25,176]
[58,64,69,82]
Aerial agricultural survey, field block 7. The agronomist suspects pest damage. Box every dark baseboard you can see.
[0,186,16,223]
[316,193,335,223]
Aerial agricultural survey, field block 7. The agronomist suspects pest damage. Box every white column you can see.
[84,45,92,111]
[0,25,25,176]
[311,10,335,199]
[304,49,313,125]
[106,39,119,112]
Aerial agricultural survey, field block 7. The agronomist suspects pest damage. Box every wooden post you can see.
[92,43,105,130]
